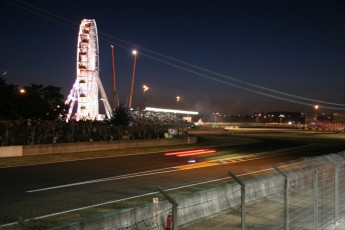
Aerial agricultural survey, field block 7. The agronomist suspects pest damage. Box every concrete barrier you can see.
[0,137,197,157]
[0,146,22,157]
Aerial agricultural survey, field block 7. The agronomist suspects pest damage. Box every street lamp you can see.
[142,85,149,108]
[19,88,26,94]
[176,96,181,102]
[279,114,285,123]
[110,45,117,110]
[128,49,138,108]
[255,113,261,123]
[314,105,319,122]
[212,112,219,128]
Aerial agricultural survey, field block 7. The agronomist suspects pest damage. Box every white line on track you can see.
[26,167,180,193]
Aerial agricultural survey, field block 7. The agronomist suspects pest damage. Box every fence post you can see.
[17,216,27,230]
[229,171,246,230]
[327,156,340,224]
[306,158,318,230]
[157,186,179,230]
[274,166,289,230]
[313,168,318,230]
[335,163,339,223]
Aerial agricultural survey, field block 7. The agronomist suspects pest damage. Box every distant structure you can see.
[65,19,112,121]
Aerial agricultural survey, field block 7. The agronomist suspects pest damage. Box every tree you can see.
[0,78,65,120]
[0,77,19,119]
[21,84,65,120]
[110,104,131,126]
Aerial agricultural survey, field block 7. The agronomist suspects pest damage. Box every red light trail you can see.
[165,149,216,157]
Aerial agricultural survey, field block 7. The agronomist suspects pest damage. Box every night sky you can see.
[1,0,345,115]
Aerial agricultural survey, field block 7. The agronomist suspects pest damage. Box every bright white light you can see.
[145,107,198,115]
[143,85,149,92]
[132,50,137,55]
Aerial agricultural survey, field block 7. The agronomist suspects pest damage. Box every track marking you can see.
[26,168,179,193]
[174,162,219,170]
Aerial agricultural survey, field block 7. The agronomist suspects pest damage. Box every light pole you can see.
[128,50,137,108]
[110,45,117,110]
[176,96,181,108]
[279,114,285,123]
[142,85,149,109]
[255,114,261,123]
[213,112,219,128]
[313,104,319,123]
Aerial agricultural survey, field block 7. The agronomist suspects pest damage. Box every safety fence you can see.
[2,151,345,230]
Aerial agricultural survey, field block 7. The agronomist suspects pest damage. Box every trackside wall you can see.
[0,146,22,157]
[0,138,196,157]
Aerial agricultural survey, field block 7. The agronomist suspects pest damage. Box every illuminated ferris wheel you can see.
[65,19,112,121]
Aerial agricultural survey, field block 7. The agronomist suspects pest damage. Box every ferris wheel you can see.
[65,19,112,121]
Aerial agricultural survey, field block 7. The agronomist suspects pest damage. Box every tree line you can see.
[0,77,65,120]
[0,76,132,126]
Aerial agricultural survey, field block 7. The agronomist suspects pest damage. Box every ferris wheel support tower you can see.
[65,19,112,121]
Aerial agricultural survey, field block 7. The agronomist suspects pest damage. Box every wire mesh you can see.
[242,173,285,229]
[178,183,242,229]
[314,161,336,229]
[47,199,172,230]
[333,152,345,220]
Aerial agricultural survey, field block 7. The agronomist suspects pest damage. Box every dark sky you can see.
[1,0,345,115]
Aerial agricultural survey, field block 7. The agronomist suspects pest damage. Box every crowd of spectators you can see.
[131,110,191,125]
[0,112,190,146]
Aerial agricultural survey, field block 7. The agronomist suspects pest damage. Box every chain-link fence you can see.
[176,181,242,229]
[271,153,345,230]
[2,151,345,230]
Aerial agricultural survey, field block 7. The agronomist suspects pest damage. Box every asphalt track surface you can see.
[1,130,345,224]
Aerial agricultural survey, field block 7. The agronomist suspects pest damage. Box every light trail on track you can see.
[27,145,313,193]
